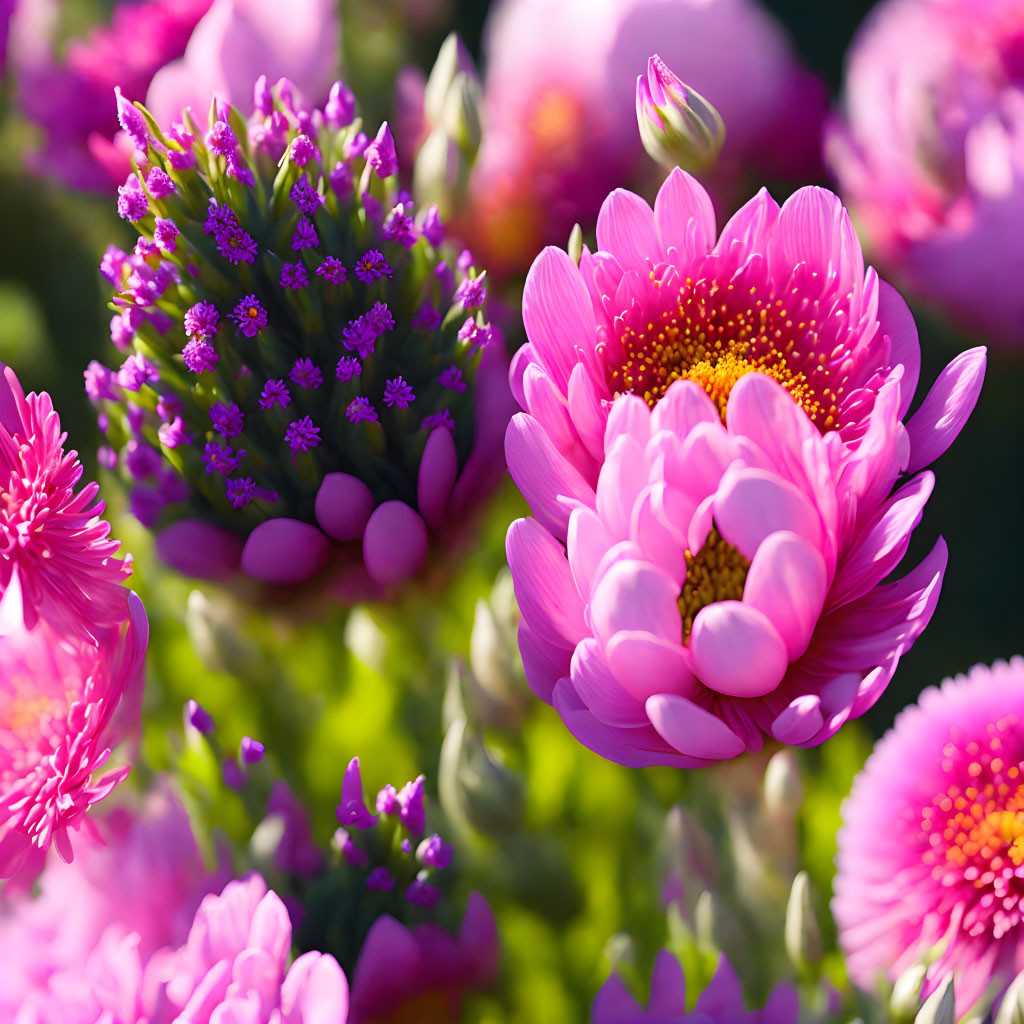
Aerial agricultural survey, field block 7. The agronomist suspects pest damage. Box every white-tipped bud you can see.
[424,32,479,127]
[763,750,803,815]
[914,976,956,1024]
[413,127,467,216]
[890,963,929,1020]
[636,54,725,172]
[440,72,483,161]
[784,871,822,971]
[567,223,584,266]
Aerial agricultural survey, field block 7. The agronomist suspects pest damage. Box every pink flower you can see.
[827,0,1024,346]
[0,781,225,1017]
[456,0,827,278]
[508,170,986,544]
[0,573,148,883]
[835,657,1024,1017]
[1,363,133,640]
[593,951,797,1022]
[507,369,965,766]
[349,891,498,1023]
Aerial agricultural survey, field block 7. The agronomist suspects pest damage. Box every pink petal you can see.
[589,559,682,647]
[281,951,349,1024]
[712,188,780,264]
[240,519,330,585]
[770,695,824,744]
[596,188,658,274]
[877,279,920,418]
[0,362,26,434]
[517,623,570,703]
[690,600,788,697]
[157,519,244,580]
[417,426,458,528]
[645,693,746,760]
[505,412,596,538]
[567,363,608,462]
[631,484,686,585]
[714,466,823,562]
[647,950,688,1015]
[351,915,420,1010]
[315,472,374,541]
[653,167,716,265]
[362,501,428,585]
[567,505,615,600]
[605,631,695,702]
[744,531,827,660]
[604,392,651,450]
[571,638,647,727]
[596,433,649,540]
[506,517,586,648]
[905,347,986,474]
[651,379,718,435]
[523,361,577,453]
[522,247,597,391]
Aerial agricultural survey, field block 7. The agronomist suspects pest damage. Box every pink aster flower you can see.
[508,170,986,544]
[455,0,827,278]
[349,891,498,1024]
[827,0,1024,346]
[835,657,1024,1017]
[0,574,148,883]
[1,363,133,639]
[593,951,797,1023]
[507,364,980,766]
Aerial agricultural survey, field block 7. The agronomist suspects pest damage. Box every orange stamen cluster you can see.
[678,526,749,642]
[609,275,842,428]
[921,715,1024,939]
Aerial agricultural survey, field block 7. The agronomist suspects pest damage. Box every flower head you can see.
[1,364,133,638]
[91,79,511,594]
[0,575,148,883]
[836,658,1024,1016]
[828,0,1024,346]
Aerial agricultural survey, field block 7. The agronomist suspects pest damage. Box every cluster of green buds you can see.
[87,75,511,597]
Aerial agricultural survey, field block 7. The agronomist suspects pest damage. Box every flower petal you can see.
[571,638,647,727]
[645,693,746,760]
[240,518,329,585]
[596,188,658,274]
[362,501,428,585]
[653,167,716,266]
[589,559,682,647]
[605,630,696,702]
[315,472,374,541]
[690,600,788,697]
[770,695,824,744]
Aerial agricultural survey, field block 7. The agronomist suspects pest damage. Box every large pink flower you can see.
[0,572,148,883]
[827,0,1024,346]
[835,658,1024,1017]
[456,0,827,278]
[507,371,960,766]
[1,363,132,639]
[508,169,986,544]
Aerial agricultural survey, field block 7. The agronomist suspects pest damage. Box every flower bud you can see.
[890,963,929,1021]
[438,715,525,837]
[440,72,483,161]
[566,223,584,267]
[763,750,803,816]
[636,54,726,171]
[784,870,822,972]
[915,976,956,1024]
[413,126,469,216]
[995,970,1024,1024]
[659,805,717,920]
[424,32,479,127]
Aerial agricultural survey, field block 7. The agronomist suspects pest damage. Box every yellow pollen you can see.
[677,526,749,642]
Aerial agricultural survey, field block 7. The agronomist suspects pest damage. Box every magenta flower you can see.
[350,891,498,1024]
[828,0,1024,346]
[835,658,1024,1016]
[11,0,340,191]
[456,0,827,278]
[593,951,797,1023]
[509,170,986,543]
[508,368,966,765]
[0,575,148,883]
[0,363,133,639]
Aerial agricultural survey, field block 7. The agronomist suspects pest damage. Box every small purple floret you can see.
[183,339,219,374]
[290,177,324,215]
[186,699,214,734]
[325,80,356,128]
[411,303,441,330]
[383,376,415,410]
[210,401,244,437]
[365,122,398,178]
[184,301,220,339]
[259,379,291,409]
[455,273,487,309]
[118,353,159,391]
[366,867,395,892]
[405,877,441,909]
[398,775,425,834]
[346,397,378,424]
[240,737,265,765]
[230,295,268,338]
[280,262,309,289]
[329,161,353,198]
[316,256,347,284]
[202,440,244,475]
[376,784,400,815]
[285,416,321,452]
[353,249,392,284]
[158,416,192,448]
[226,477,256,508]
[422,409,455,433]
[336,357,361,382]
[117,176,148,221]
[289,358,323,389]
[439,366,466,392]
[289,134,320,166]
[292,216,319,250]
[146,167,176,198]
[417,834,453,870]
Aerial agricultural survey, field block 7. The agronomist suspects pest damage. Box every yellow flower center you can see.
[609,275,840,427]
[678,526,749,642]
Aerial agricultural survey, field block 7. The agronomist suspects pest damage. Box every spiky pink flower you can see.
[836,658,1024,1016]
[0,574,148,883]
[1,363,132,639]
[508,169,986,544]
[508,364,979,766]
[593,951,797,1022]
[827,0,1024,346]
[456,0,828,279]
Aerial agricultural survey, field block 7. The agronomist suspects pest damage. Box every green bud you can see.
[441,72,483,162]
[784,870,822,972]
[763,750,803,816]
[914,977,956,1024]
[890,964,929,1021]
[567,224,584,267]
[995,971,1024,1024]
[424,32,479,128]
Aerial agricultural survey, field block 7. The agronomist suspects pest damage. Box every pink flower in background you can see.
[508,169,986,544]
[350,891,499,1024]
[0,574,148,883]
[1,363,132,640]
[828,0,1024,346]
[11,0,340,191]
[593,951,798,1022]
[0,782,225,1017]
[457,0,827,278]
[835,658,1024,1016]
[508,372,955,766]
